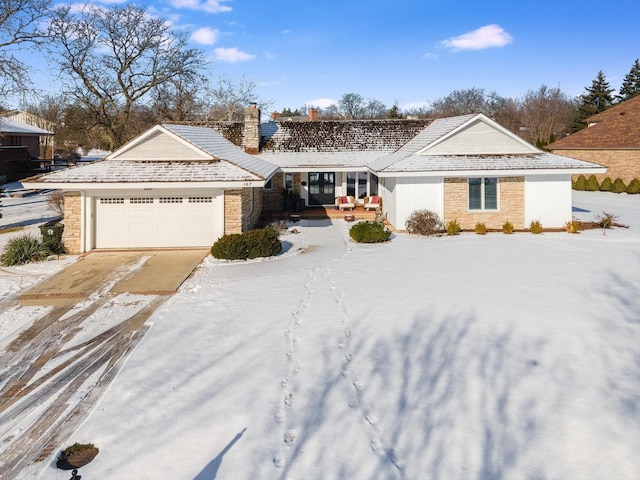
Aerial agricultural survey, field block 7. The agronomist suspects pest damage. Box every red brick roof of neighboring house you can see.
[548,95,640,150]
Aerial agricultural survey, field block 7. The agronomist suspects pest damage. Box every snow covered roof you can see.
[377,153,607,175]
[0,117,54,135]
[25,159,263,185]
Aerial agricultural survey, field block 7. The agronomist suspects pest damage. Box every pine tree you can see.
[618,59,640,101]
[571,70,615,132]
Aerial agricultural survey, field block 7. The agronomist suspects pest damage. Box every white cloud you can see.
[422,52,439,59]
[305,98,337,109]
[281,29,291,34]
[440,24,513,51]
[190,27,219,45]
[213,47,255,63]
[168,0,232,14]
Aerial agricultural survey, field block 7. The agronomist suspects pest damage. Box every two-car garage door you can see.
[95,193,223,248]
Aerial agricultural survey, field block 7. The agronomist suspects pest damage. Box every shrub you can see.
[445,219,461,236]
[627,178,640,194]
[502,220,514,234]
[46,190,65,218]
[565,219,580,233]
[57,442,99,469]
[585,175,600,191]
[594,211,619,229]
[599,177,613,192]
[529,220,543,234]
[1,234,48,266]
[405,210,443,236]
[349,221,391,243]
[211,233,247,260]
[211,228,282,260]
[244,227,282,259]
[611,178,627,193]
[573,175,587,190]
[474,222,487,235]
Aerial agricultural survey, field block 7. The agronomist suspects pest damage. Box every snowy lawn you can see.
[7,191,640,479]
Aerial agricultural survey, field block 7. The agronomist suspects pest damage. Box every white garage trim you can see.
[93,190,223,249]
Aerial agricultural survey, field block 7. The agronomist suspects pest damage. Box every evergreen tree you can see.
[618,59,640,101]
[571,70,615,132]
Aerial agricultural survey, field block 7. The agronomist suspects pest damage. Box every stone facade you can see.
[243,104,260,154]
[558,149,640,185]
[444,177,525,230]
[63,191,82,254]
[262,172,304,211]
[224,187,263,234]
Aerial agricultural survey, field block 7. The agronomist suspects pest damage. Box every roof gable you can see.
[109,126,213,161]
[419,114,538,155]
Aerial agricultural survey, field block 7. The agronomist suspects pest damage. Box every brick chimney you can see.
[244,102,260,154]
[271,111,280,121]
[309,108,318,121]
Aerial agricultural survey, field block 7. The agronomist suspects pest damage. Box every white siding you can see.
[425,119,535,155]
[524,174,572,228]
[386,177,443,230]
[380,177,397,227]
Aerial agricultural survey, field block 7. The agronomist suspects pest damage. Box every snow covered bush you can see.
[211,233,248,260]
[405,210,442,236]
[349,221,391,243]
[0,234,48,266]
[56,442,99,469]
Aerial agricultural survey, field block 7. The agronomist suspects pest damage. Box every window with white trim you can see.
[130,197,154,204]
[188,197,213,203]
[100,198,124,204]
[285,173,294,192]
[159,197,183,203]
[468,178,498,210]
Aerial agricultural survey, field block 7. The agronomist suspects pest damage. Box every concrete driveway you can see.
[19,249,209,307]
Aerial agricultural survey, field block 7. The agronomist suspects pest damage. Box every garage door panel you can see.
[95,194,222,249]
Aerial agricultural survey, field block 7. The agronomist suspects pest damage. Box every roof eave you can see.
[375,167,607,178]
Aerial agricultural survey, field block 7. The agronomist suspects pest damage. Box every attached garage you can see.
[94,192,224,249]
[22,124,278,253]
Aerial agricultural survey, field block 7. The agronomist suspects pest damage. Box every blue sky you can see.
[29,0,640,112]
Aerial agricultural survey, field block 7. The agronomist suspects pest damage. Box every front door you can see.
[308,172,335,206]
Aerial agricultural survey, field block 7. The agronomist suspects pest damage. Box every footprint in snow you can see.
[353,380,363,390]
[365,414,378,425]
[284,393,294,407]
[274,456,285,468]
[345,353,352,362]
[280,378,288,387]
[284,430,296,444]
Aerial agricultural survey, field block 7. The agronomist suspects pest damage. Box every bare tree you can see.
[363,99,388,118]
[339,93,365,119]
[203,74,271,121]
[46,4,207,149]
[46,190,65,218]
[0,0,50,99]
[429,87,497,117]
[519,85,575,147]
[151,73,207,123]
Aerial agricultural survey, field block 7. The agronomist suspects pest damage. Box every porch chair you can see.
[364,195,381,211]
[336,195,356,211]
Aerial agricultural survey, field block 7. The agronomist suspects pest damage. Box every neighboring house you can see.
[23,105,604,253]
[1,110,56,158]
[548,95,640,184]
[0,116,54,180]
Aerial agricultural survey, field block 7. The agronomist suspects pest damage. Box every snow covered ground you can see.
[2,190,639,479]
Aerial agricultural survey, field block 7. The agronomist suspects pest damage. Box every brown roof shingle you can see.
[548,95,640,149]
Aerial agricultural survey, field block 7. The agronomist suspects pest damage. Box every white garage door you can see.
[95,194,223,248]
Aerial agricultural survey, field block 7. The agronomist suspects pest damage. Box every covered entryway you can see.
[94,193,223,249]
[308,172,335,206]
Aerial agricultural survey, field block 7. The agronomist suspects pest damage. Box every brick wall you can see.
[556,149,640,184]
[224,188,263,234]
[263,172,285,211]
[444,177,525,229]
[63,191,82,253]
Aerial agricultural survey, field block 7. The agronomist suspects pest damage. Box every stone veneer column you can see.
[63,191,82,253]
[444,177,525,230]
[224,188,264,234]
